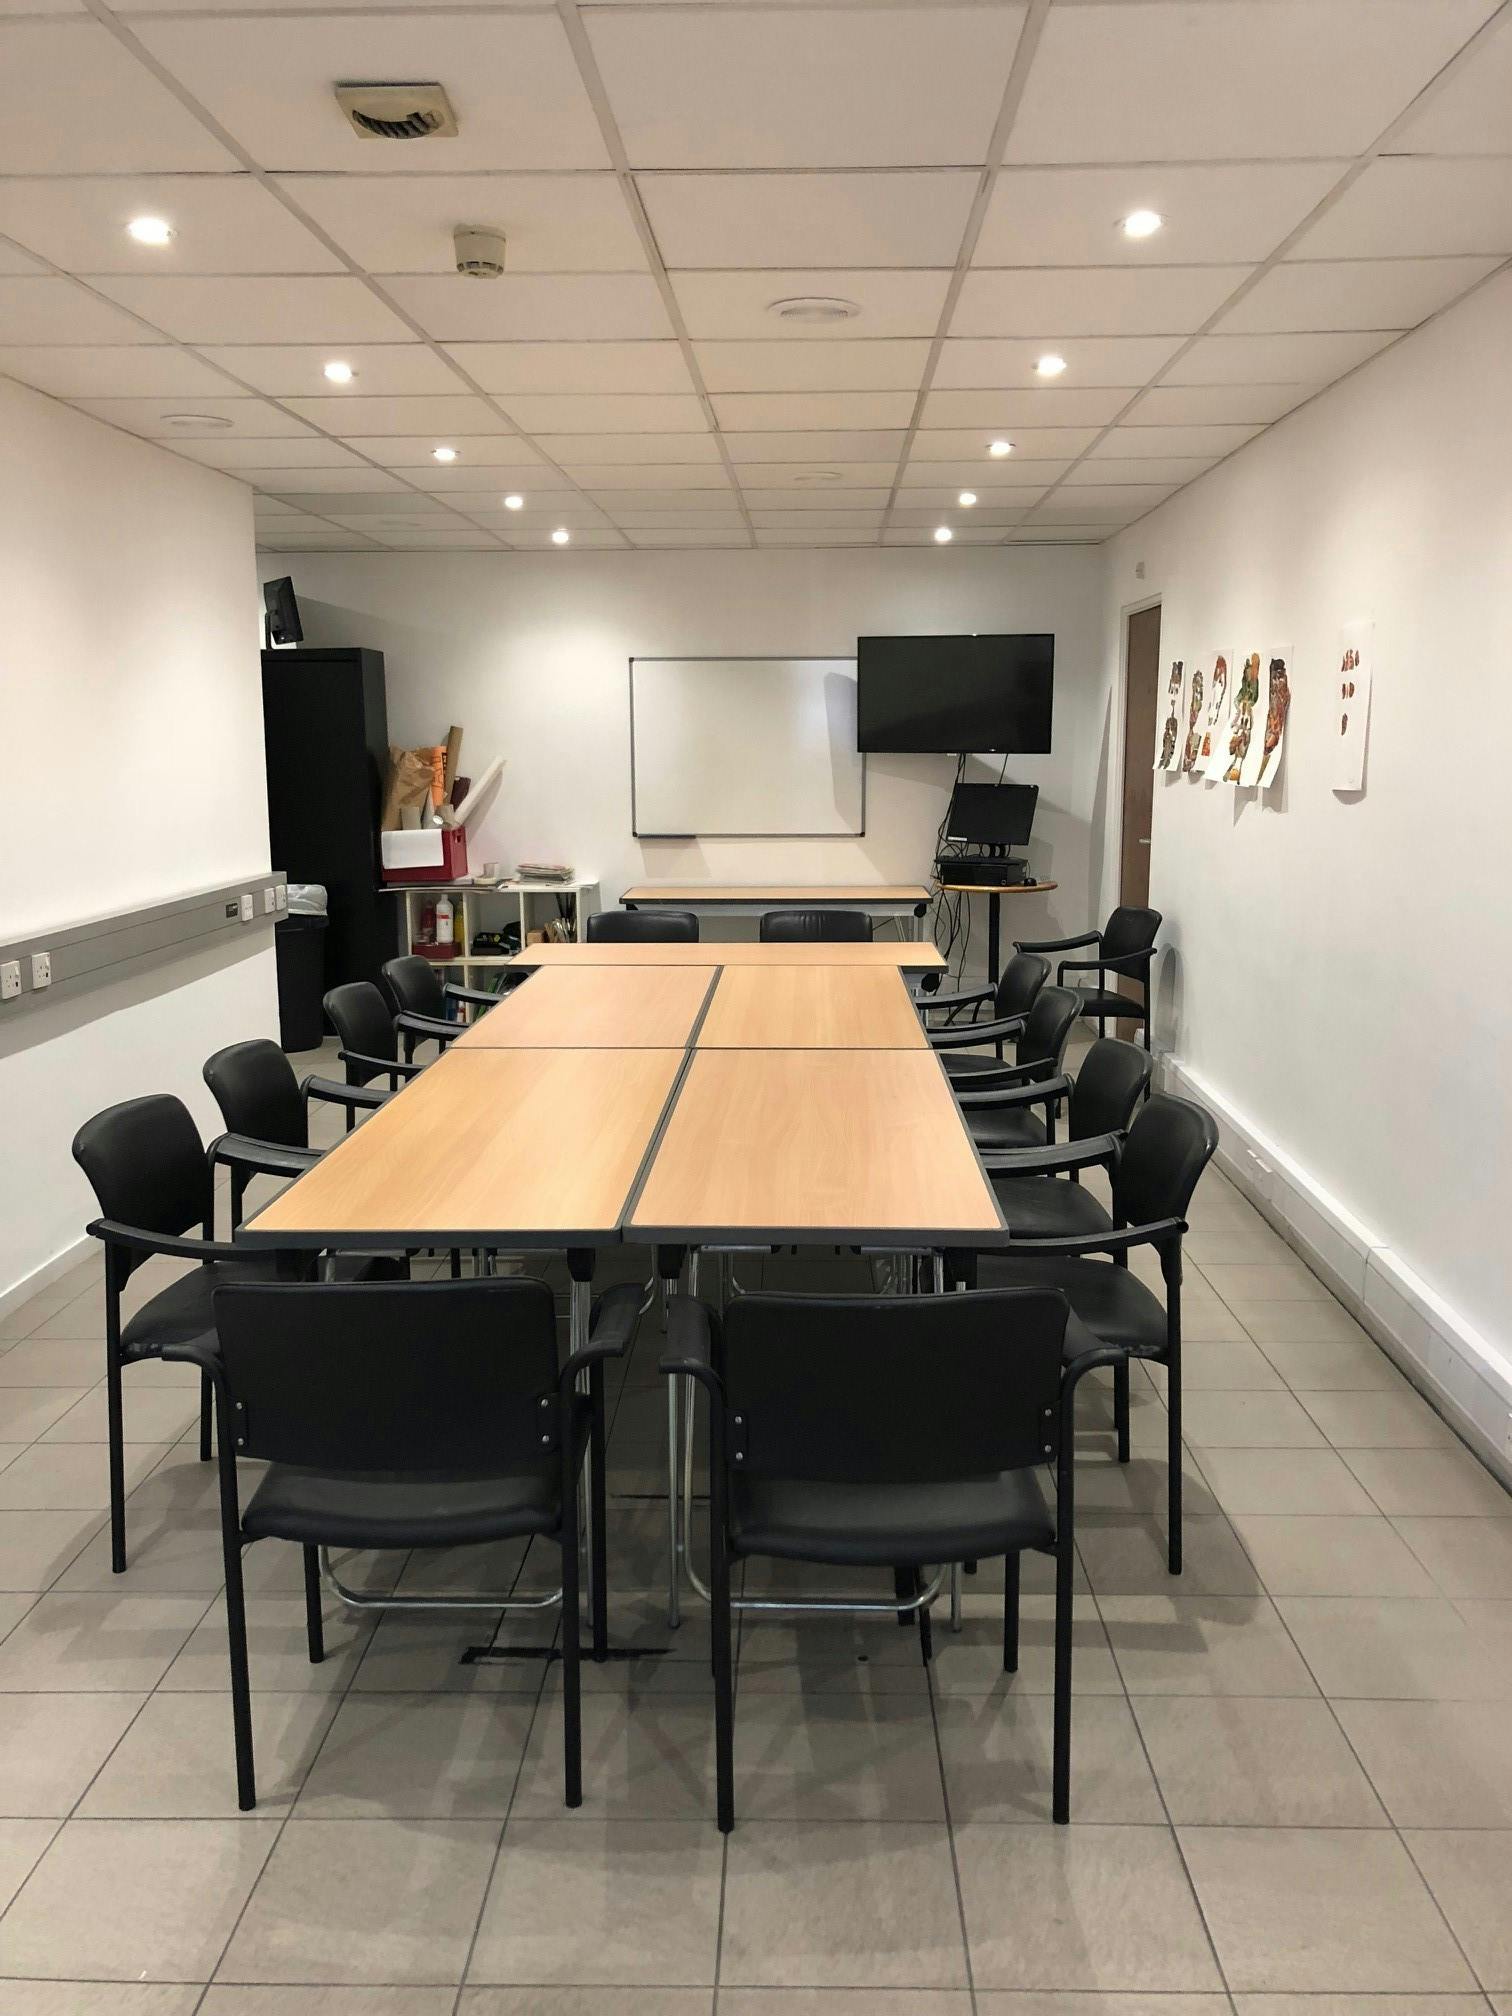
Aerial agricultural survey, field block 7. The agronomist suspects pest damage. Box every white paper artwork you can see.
[1334,623,1372,793]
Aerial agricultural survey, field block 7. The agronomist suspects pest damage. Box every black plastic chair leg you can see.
[590,1362,609,1661]
[105,1345,127,1575]
[915,1568,933,1666]
[713,1545,735,1834]
[1051,1536,1073,1825]
[561,1482,582,1809]
[1114,1360,1131,1465]
[1003,1552,1020,1673]
[218,1503,255,1809]
[199,1372,213,1462]
[303,1545,325,1664]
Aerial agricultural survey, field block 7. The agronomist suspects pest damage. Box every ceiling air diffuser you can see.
[333,82,458,140]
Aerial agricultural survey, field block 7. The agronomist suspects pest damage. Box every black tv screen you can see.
[856,634,1054,753]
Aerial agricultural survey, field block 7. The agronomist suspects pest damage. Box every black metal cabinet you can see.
[260,647,392,991]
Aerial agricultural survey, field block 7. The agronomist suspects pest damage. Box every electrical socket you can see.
[239,893,254,923]
[275,885,287,910]
[0,960,19,1001]
[262,887,276,914]
[31,951,51,988]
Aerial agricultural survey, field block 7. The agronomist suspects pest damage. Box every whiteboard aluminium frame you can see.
[628,654,867,840]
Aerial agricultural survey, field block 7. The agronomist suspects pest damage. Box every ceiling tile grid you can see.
[0,0,1505,552]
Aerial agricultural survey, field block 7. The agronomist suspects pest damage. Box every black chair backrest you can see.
[1067,1038,1153,1142]
[1014,984,1081,1072]
[203,1040,309,1151]
[759,908,871,943]
[72,1094,212,1278]
[323,981,399,1079]
[994,950,1049,1020]
[1112,1093,1219,1230]
[213,1279,561,1473]
[720,1289,1068,1483]
[381,954,446,1019]
[587,909,700,944]
[1101,906,1162,965]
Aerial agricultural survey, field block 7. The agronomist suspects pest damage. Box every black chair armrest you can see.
[1097,949,1156,975]
[338,1048,425,1080]
[982,1132,1121,1178]
[443,982,502,1009]
[929,1013,1027,1050]
[955,1068,1071,1108]
[87,1219,246,1264]
[1014,930,1100,956]
[1055,960,1104,978]
[208,1134,320,1183]
[915,982,994,1016]
[659,1295,721,1390]
[162,1338,223,1378]
[302,1074,388,1113]
[395,1011,461,1044]
[1006,1216,1186,1257]
[559,1282,642,1387]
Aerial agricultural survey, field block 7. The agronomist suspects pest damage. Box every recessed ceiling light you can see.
[551,527,570,545]
[161,412,232,431]
[432,445,459,463]
[1120,208,1164,240]
[988,439,1014,458]
[767,295,861,324]
[958,491,977,507]
[322,359,355,384]
[126,216,173,247]
[502,493,524,510]
[1034,354,1067,378]
[934,526,953,544]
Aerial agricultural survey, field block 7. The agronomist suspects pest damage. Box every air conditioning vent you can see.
[334,82,458,140]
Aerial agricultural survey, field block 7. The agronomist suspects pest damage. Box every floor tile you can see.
[0,1691,145,1815]
[206,1990,456,2014]
[929,1595,1122,1697]
[218,1818,500,1984]
[937,1693,1162,1823]
[1229,1999,1487,2016]
[78,1690,337,1818]
[1342,1447,1512,1517]
[468,1818,722,1986]
[977,1999,1228,2016]
[1100,1594,1317,1696]
[0,1816,62,1911]
[1074,1450,1218,1517]
[0,1507,107,1591]
[40,1385,202,1445]
[461,1992,713,2016]
[719,1996,967,2015]
[1134,1696,1385,1824]
[1392,1517,1512,1597]
[0,1388,92,1443]
[511,1692,715,1819]
[293,1692,535,1819]
[1178,1392,1326,1449]
[1193,1446,1378,1515]
[1276,1595,1512,1699]
[0,1984,204,2014]
[1078,1516,1261,1596]
[722,1821,968,1989]
[1144,1337,1282,1391]
[53,1510,227,1594]
[0,1817,277,1981]
[0,1340,109,1386]
[1179,1826,1474,1992]
[1403,1829,1512,1989]
[1300,1389,1455,1449]
[1251,1329,1411,1391]
[1228,1301,1378,1347]
[1227,1514,1440,1597]
[1333,1697,1512,1826]
[0,1592,209,1690]
[955,1823,1220,1990]
[348,1609,551,1693]
[1202,1261,1330,1303]
[731,1691,946,1821]
[0,1441,169,1511]
[159,1595,373,1692]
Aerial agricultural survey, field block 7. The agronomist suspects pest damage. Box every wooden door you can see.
[1120,605,1161,908]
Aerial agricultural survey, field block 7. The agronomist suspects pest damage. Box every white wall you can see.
[0,378,278,1305]
[259,544,1107,952]
[1099,270,1512,1448]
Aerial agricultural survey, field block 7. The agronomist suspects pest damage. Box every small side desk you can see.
[620,883,932,939]
[935,878,1058,985]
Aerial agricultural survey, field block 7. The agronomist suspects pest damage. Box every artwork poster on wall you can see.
[1334,621,1372,793]
[1222,652,1262,784]
[1180,657,1206,772]
[1155,657,1185,771]
[1197,649,1233,780]
[1254,647,1293,788]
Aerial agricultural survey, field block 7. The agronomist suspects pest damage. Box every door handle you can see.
[1137,837,1151,846]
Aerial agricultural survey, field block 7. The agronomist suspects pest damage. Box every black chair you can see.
[322,982,426,1105]
[759,909,871,943]
[925,951,1050,1081]
[381,954,508,1060]
[965,1094,1219,1573]
[203,1038,388,1230]
[951,984,1081,1151]
[980,1037,1153,1241]
[1016,906,1161,1047]
[588,909,700,944]
[71,1094,303,1573]
[167,1276,637,1811]
[662,1286,1081,1830]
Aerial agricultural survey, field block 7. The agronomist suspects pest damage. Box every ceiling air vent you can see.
[334,82,458,140]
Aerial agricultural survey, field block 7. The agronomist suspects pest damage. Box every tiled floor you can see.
[0,1034,1510,2011]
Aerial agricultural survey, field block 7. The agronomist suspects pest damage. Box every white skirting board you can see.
[1163,1053,1512,1493]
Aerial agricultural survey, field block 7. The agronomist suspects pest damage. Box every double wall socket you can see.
[30,952,50,988]
[0,960,19,1001]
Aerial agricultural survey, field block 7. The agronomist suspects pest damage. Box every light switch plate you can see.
[239,893,255,923]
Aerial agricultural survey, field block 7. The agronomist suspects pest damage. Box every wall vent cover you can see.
[334,82,458,140]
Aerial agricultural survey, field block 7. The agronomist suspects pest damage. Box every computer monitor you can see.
[262,576,303,649]
[946,782,1039,849]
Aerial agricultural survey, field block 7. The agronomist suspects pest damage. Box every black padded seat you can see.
[1071,987,1146,1023]
[119,1259,291,1362]
[975,1253,1166,1358]
[991,1176,1114,1240]
[970,1106,1049,1153]
[942,1052,1023,1082]
[242,1464,561,1550]
[729,1468,1054,1569]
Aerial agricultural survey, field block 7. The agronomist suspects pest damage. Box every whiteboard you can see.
[630,656,865,837]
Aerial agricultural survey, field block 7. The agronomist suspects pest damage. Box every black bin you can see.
[274,914,328,1052]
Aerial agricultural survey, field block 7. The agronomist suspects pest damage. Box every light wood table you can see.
[628,1048,1004,1248]
[449,964,714,1051]
[507,940,945,972]
[697,964,926,1051]
[620,883,933,937]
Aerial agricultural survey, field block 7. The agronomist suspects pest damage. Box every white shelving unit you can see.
[382,877,600,983]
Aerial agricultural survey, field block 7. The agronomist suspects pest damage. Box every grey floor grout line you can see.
[925,1638,980,2012]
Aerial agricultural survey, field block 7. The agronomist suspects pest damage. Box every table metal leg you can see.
[666,1370,682,1630]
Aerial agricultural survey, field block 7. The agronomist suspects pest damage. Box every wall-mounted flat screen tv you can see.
[856,634,1054,753]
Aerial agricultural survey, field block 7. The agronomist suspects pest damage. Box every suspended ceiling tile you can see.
[1062,457,1218,488]
[87,274,413,345]
[1006,525,1110,543]
[584,488,737,512]
[933,335,1183,389]
[280,393,506,437]
[0,175,338,275]
[133,13,610,172]
[889,508,1026,529]
[1388,14,1512,154]
[735,483,893,509]
[385,273,672,343]
[627,530,751,549]
[907,427,1098,460]
[694,341,930,395]
[1217,255,1501,332]
[639,171,976,269]
[277,173,647,276]
[505,528,630,549]
[0,277,160,344]
[445,342,694,396]
[756,530,878,547]
[204,345,460,398]
[1093,423,1265,460]
[1124,384,1318,426]
[898,459,1071,487]
[711,390,916,432]
[0,344,233,399]
[168,436,370,468]
[0,20,236,173]
[1005,0,1499,163]
[1299,157,1512,259]
[492,393,709,435]
[377,447,554,478]
[1168,330,1400,384]
[719,431,905,464]
[1042,484,1175,512]
[534,431,720,463]
[955,266,1250,338]
[568,474,733,501]
[731,465,895,491]
[671,268,950,341]
[585,5,1026,169]
[68,396,315,439]
[899,485,1050,510]
[254,468,411,493]
[748,509,885,530]
[919,387,1131,429]
[605,509,746,528]
[882,526,1007,544]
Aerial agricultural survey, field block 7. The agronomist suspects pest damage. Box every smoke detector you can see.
[333,82,458,140]
[453,225,507,278]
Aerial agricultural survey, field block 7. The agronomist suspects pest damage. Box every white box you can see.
[381,830,445,870]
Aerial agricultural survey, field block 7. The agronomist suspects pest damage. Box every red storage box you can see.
[381,827,469,883]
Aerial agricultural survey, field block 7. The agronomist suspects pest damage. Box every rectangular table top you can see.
[627,1048,1004,1246]
[448,964,714,1051]
[620,883,932,905]
[242,1046,684,1249]
[507,940,945,972]
[696,963,926,1051]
